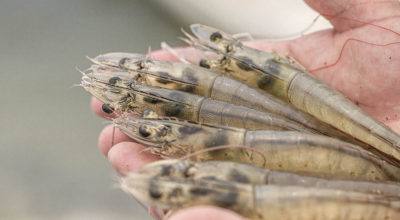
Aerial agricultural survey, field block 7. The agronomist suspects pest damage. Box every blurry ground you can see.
[0,1,330,219]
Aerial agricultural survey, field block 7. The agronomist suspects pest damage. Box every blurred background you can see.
[0,1,331,219]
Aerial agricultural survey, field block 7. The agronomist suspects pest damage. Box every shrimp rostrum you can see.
[113,115,400,181]
[184,24,400,165]
[89,53,368,148]
[81,70,321,133]
[121,160,400,220]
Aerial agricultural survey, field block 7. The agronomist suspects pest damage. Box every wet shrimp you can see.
[184,24,400,165]
[88,54,368,148]
[134,159,400,197]
[80,71,321,132]
[113,115,400,181]
[121,160,400,220]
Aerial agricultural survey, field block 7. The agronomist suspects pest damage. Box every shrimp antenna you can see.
[178,145,267,167]
[160,41,191,64]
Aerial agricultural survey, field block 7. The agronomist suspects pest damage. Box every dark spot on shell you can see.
[108,76,121,85]
[190,187,214,196]
[143,96,163,104]
[149,188,162,199]
[169,91,188,102]
[167,188,183,200]
[102,104,114,114]
[236,56,256,71]
[149,178,162,199]
[257,75,274,91]
[119,58,130,69]
[210,32,222,42]
[229,169,250,183]
[263,59,282,76]
[181,85,196,93]
[204,132,230,148]
[216,192,238,208]
[199,59,210,69]
[182,68,199,83]
[161,165,173,175]
[162,104,184,118]
[178,125,202,135]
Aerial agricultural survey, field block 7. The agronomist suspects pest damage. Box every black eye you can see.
[199,59,210,69]
[102,104,114,114]
[139,125,152,137]
[226,45,233,53]
[220,56,228,65]
[108,77,121,85]
[210,32,223,42]
[118,58,130,69]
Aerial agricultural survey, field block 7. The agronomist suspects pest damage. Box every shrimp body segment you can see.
[81,73,318,132]
[114,116,400,181]
[188,24,400,164]
[90,54,367,147]
[121,162,400,220]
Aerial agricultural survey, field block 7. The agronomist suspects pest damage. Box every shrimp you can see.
[185,24,400,165]
[121,161,400,220]
[113,115,400,181]
[80,71,321,132]
[134,159,400,197]
[88,53,368,148]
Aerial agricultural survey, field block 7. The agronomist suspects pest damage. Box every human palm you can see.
[91,0,400,219]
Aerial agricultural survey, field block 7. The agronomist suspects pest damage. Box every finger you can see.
[91,97,116,118]
[305,0,400,31]
[169,206,247,220]
[108,142,161,176]
[98,124,136,156]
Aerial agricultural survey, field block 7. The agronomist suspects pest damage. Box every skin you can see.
[90,0,400,219]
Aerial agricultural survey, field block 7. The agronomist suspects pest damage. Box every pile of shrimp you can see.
[79,19,400,220]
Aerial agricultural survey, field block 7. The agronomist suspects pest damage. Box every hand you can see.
[91,0,400,219]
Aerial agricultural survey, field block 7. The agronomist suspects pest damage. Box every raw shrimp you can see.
[80,72,320,132]
[113,115,400,181]
[121,162,400,220]
[185,24,400,165]
[89,54,367,147]
[135,159,400,197]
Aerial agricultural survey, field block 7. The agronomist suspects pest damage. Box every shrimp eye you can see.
[108,77,121,85]
[199,59,210,69]
[210,32,223,42]
[119,58,130,69]
[102,104,114,114]
[226,44,233,53]
[142,109,158,119]
[139,125,152,137]
[220,56,228,65]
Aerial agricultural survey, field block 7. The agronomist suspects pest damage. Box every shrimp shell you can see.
[187,24,400,165]
[121,171,400,220]
[113,116,400,181]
